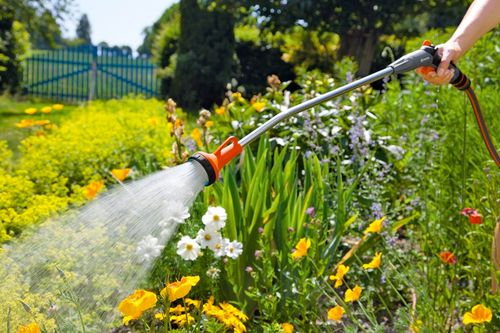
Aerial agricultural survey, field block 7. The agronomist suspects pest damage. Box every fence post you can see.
[88,45,98,101]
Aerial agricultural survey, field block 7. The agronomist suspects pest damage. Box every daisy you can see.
[225,240,243,259]
[202,206,227,230]
[196,225,222,249]
[176,236,201,261]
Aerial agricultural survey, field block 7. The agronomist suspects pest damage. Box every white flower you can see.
[225,240,243,259]
[384,145,405,160]
[212,238,228,258]
[159,201,190,228]
[176,235,201,261]
[196,225,222,249]
[206,266,221,279]
[202,206,227,230]
[136,235,164,263]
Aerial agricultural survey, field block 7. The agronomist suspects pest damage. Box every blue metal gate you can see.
[23,45,160,101]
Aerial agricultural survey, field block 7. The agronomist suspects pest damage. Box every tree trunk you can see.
[338,29,378,76]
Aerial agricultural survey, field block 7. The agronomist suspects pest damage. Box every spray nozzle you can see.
[188,136,243,186]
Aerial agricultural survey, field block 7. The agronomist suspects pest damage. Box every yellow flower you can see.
[232,92,244,102]
[112,168,131,181]
[155,312,165,320]
[205,120,214,128]
[84,180,104,200]
[281,322,294,333]
[41,106,52,114]
[291,237,311,260]
[363,252,382,270]
[185,298,201,309]
[52,104,64,110]
[364,216,385,234]
[410,319,423,333]
[169,304,186,314]
[329,264,350,288]
[170,314,195,327]
[160,275,200,302]
[219,302,249,321]
[327,305,344,321]
[118,289,157,325]
[147,117,159,127]
[215,106,225,115]
[345,285,362,302]
[16,119,35,128]
[462,304,492,325]
[18,323,40,333]
[252,101,266,112]
[191,128,203,147]
[24,108,37,115]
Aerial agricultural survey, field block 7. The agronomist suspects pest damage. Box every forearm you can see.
[449,0,500,55]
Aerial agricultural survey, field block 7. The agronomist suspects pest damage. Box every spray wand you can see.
[190,41,499,185]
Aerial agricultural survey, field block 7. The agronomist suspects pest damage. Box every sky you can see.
[63,0,178,52]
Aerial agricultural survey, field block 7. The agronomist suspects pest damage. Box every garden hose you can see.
[190,41,499,186]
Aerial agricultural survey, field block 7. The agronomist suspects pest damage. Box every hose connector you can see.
[188,136,243,186]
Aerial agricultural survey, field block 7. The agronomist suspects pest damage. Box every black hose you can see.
[451,71,500,168]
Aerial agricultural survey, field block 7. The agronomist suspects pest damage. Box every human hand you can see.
[416,41,464,85]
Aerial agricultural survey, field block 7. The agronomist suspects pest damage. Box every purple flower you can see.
[254,250,263,258]
[245,266,253,273]
[305,206,315,218]
[258,227,264,234]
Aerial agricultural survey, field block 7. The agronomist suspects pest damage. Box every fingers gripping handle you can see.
[420,40,471,90]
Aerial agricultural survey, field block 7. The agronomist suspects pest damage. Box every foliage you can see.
[0,3,30,94]
[170,0,235,111]
[0,98,181,242]
[75,14,91,45]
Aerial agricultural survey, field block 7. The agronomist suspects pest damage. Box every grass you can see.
[0,95,79,156]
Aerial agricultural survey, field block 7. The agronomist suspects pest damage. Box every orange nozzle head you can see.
[188,136,243,186]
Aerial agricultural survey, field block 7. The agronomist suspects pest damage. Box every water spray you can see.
[190,41,499,185]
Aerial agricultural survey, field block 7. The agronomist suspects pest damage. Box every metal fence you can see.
[23,45,160,101]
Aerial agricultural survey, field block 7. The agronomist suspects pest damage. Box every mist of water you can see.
[0,161,208,331]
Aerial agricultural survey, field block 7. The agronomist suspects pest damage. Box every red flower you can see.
[439,251,457,265]
[460,208,482,225]
[468,212,482,224]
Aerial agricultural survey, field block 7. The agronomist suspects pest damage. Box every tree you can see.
[170,0,235,111]
[76,14,91,44]
[213,0,467,76]
[0,2,30,94]
[7,0,74,48]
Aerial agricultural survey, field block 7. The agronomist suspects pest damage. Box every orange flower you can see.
[118,289,157,325]
[24,108,37,115]
[205,120,214,128]
[41,106,52,114]
[252,101,266,112]
[329,264,350,288]
[18,323,40,333]
[112,168,131,181]
[160,275,200,302]
[16,119,35,128]
[363,252,382,270]
[84,180,104,200]
[345,285,362,302]
[281,323,294,333]
[439,251,457,265]
[34,120,50,126]
[462,304,492,324]
[461,208,482,224]
[215,106,225,115]
[291,237,311,260]
[327,305,344,321]
[364,216,385,234]
[52,104,64,110]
